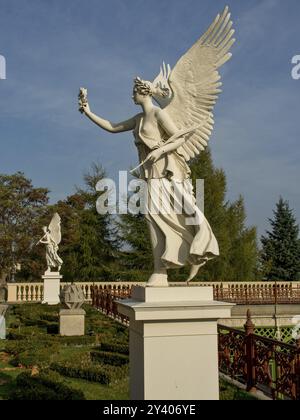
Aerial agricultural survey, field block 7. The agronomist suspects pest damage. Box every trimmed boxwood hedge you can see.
[50,362,128,385]
[8,372,85,400]
[90,350,129,366]
[100,342,129,355]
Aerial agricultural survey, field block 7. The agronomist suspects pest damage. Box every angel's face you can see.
[132,89,144,105]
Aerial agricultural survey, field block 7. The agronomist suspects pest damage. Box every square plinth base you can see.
[59,309,86,336]
[42,273,62,305]
[118,285,234,401]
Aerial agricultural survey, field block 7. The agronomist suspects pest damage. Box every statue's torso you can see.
[133,114,190,181]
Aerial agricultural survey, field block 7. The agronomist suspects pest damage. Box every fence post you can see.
[244,310,256,393]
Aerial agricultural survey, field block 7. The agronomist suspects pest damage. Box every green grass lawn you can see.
[0,303,255,401]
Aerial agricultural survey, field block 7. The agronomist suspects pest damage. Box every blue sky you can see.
[0,0,300,236]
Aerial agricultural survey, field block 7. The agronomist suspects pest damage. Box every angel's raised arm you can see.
[83,103,138,133]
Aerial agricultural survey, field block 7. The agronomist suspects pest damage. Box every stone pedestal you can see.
[0,305,8,340]
[59,309,86,336]
[118,286,234,401]
[42,272,62,305]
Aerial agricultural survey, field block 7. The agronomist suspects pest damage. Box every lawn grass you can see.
[220,379,258,400]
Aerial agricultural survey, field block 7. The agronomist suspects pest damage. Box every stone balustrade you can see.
[7,281,141,303]
[6,280,300,304]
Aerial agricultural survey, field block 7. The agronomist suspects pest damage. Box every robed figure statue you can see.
[79,7,235,286]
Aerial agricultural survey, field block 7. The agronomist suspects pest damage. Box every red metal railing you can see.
[91,283,300,306]
[91,285,130,325]
[214,283,300,304]
[218,312,300,400]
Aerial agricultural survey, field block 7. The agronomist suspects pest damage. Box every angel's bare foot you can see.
[147,269,168,287]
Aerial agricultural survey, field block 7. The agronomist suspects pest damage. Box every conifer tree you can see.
[190,149,257,281]
[260,197,300,281]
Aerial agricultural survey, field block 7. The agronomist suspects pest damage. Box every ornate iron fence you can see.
[214,283,300,304]
[91,285,130,325]
[218,312,300,400]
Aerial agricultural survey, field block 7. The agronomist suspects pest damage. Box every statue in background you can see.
[79,7,235,286]
[37,213,63,273]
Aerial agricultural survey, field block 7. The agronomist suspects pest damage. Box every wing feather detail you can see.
[164,6,235,162]
[48,213,62,245]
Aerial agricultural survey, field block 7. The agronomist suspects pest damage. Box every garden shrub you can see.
[8,372,85,400]
[40,313,58,323]
[5,340,31,355]
[90,350,129,366]
[46,323,59,335]
[5,337,60,368]
[100,342,129,355]
[10,348,53,368]
[50,361,128,385]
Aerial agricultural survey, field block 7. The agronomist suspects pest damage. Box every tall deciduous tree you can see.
[0,172,49,280]
[260,197,300,281]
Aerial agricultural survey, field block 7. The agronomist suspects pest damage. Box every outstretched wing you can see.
[165,6,235,161]
[48,213,62,245]
[152,62,173,109]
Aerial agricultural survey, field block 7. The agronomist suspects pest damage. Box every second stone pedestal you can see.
[118,285,234,401]
[59,309,86,336]
[0,305,8,340]
[42,272,62,305]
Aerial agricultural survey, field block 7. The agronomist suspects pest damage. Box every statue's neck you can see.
[141,99,153,115]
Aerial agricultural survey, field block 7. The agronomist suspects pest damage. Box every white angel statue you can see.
[37,213,63,273]
[79,7,235,287]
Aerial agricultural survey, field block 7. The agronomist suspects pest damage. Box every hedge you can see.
[50,362,128,385]
[100,342,129,355]
[90,350,129,366]
[8,372,85,400]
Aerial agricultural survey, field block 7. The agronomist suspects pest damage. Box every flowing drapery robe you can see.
[133,115,219,272]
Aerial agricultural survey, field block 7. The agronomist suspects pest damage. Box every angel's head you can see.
[42,226,48,234]
[132,77,153,105]
[133,72,171,108]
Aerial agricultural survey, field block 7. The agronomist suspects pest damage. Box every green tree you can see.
[225,197,257,281]
[260,197,300,281]
[51,164,120,281]
[118,212,152,271]
[0,172,49,280]
[190,149,257,281]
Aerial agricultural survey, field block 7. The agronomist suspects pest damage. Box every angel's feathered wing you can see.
[164,6,235,161]
[48,213,62,246]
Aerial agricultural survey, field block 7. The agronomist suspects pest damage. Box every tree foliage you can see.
[0,172,49,280]
[51,163,120,281]
[260,197,300,281]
